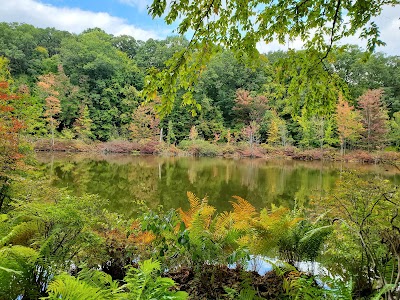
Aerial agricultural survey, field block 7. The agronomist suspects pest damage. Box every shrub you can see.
[178,139,220,156]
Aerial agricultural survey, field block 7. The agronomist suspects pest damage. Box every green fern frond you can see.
[43,273,110,300]
[140,258,161,275]
[77,268,120,292]
[299,225,333,245]
[371,284,395,300]
[123,258,188,300]
[1,221,39,246]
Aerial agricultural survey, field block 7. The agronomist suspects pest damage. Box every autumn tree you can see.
[0,59,24,210]
[234,89,268,123]
[37,73,62,148]
[336,95,364,155]
[129,103,160,142]
[358,89,389,151]
[189,125,198,141]
[242,121,260,148]
[266,111,288,147]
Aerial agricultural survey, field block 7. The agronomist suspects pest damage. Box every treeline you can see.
[1,22,399,152]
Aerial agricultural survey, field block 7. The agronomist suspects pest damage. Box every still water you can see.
[36,152,400,216]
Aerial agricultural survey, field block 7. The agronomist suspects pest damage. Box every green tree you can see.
[143,0,395,113]
[167,120,176,145]
[73,105,93,141]
[60,28,141,140]
[388,111,400,150]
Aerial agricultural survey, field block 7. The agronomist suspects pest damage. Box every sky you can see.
[0,0,399,55]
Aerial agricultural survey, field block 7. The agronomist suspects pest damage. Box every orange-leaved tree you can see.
[336,94,363,155]
[37,73,62,148]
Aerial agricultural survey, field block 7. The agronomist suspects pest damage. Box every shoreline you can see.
[31,138,400,166]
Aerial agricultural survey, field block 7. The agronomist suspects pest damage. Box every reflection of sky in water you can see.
[246,256,327,277]
[36,153,400,217]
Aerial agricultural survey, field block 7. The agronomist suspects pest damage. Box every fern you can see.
[123,258,188,300]
[370,284,396,300]
[0,245,39,299]
[0,220,39,246]
[43,274,112,300]
[230,196,256,230]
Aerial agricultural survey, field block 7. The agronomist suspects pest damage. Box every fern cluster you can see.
[44,259,188,300]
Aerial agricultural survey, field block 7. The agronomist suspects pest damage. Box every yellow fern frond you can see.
[258,206,289,229]
[230,196,256,217]
[187,191,201,214]
[214,211,233,237]
[178,207,192,228]
[179,192,215,229]
[288,217,303,228]
[130,220,141,231]
[129,231,156,245]
[229,196,256,231]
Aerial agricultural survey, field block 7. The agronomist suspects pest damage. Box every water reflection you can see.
[36,153,400,216]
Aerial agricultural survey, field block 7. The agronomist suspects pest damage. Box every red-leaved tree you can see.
[0,81,24,210]
[358,89,389,151]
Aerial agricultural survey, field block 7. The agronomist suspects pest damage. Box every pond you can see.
[35,152,400,217]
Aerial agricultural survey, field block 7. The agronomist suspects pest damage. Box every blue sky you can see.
[41,0,168,32]
[0,0,399,54]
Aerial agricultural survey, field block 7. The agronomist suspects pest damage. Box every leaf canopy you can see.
[144,0,399,115]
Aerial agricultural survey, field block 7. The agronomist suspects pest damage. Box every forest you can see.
[0,22,399,158]
[0,16,400,300]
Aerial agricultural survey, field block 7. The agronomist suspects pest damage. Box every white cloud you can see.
[256,5,400,55]
[0,0,160,40]
[118,0,152,12]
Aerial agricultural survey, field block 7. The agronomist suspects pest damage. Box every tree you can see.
[167,120,176,145]
[0,59,24,210]
[73,105,93,141]
[233,89,268,124]
[189,125,198,141]
[129,103,160,142]
[358,89,389,151]
[388,111,400,150]
[143,0,397,113]
[242,121,260,148]
[37,73,62,148]
[336,95,363,155]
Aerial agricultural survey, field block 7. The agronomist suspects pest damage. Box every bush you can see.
[178,139,220,156]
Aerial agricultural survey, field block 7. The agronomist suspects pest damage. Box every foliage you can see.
[144,0,396,113]
[179,139,220,156]
[123,258,188,300]
[0,245,39,300]
[129,102,160,142]
[0,60,24,211]
[358,89,389,150]
[44,259,188,300]
[336,95,364,155]
[321,172,400,298]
